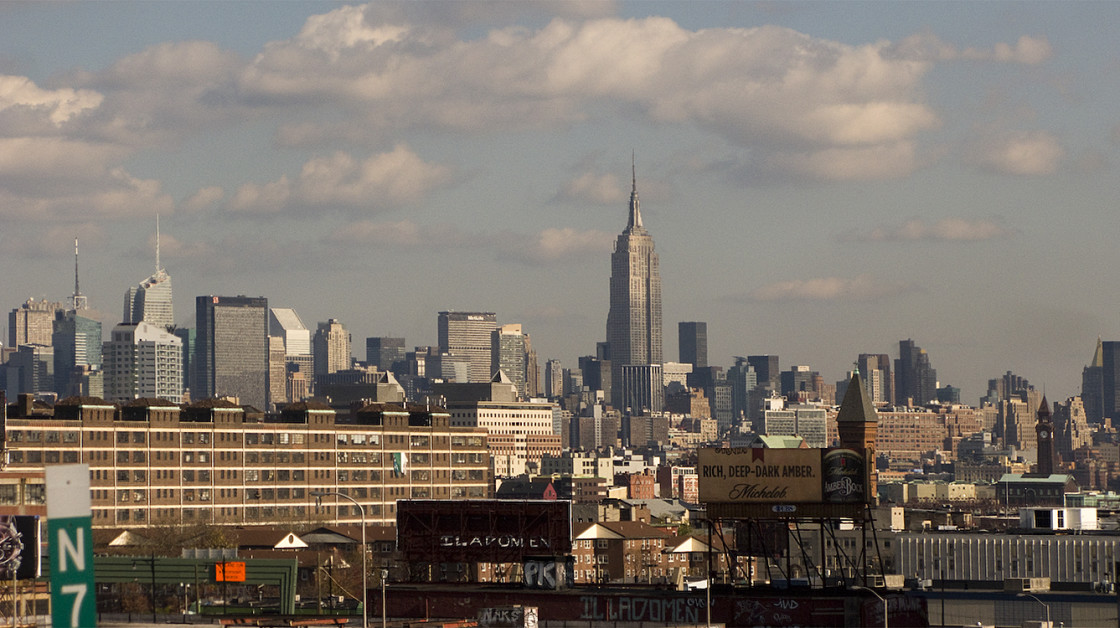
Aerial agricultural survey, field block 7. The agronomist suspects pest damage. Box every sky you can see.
[2,1,1119,404]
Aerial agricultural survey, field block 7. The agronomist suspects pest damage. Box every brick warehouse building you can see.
[0,393,491,527]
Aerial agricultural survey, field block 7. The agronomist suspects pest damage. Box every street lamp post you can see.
[851,586,888,628]
[312,490,368,628]
[1017,592,1050,628]
[380,568,389,628]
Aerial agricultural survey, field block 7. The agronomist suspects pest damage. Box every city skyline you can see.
[2,2,1119,403]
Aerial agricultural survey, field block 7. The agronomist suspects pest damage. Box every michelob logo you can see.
[822,448,866,503]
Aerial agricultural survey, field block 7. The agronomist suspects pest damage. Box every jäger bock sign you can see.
[698,447,867,505]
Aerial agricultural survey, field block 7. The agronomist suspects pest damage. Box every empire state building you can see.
[606,162,662,410]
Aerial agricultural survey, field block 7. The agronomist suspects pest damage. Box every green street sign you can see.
[47,465,96,628]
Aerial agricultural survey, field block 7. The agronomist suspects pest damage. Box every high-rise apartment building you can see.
[678,322,707,369]
[605,163,662,409]
[438,311,497,383]
[313,318,351,377]
[103,321,183,403]
[491,324,527,398]
[8,298,64,348]
[366,337,406,373]
[895,339,938,406]
[195,295,269,409]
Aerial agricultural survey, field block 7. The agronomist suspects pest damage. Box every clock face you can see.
[1039,430,1050,439]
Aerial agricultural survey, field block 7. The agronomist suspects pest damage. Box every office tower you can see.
[524,336,539,398]
[366,337,406,373]
[1053,396,1091,461]
[895,339,938,406]
[270,308,311,356]
[562,368,583,397]
[661,362,692,395]
[123,219,173,330]
[195,295,269,409]
[619,363,664,414]
[678,322,707,369]
[544,359,563,398]
[605,161,662,409]
[1082,337,1104,423]
[6,345,53,396]
[8,298,64,348]
[747,355,780,391]
[1100,341,1120,423]
[857,353,893,405]
[781,365,814,399]
[491,324,527,398]
[52,310,102,397]
[438,311,497,383]
[103,321,183,403]
[727,357,757,423]
[579,356,611,401]
[313,319,351,377]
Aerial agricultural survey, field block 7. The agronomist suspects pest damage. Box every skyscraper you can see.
[678,322,707,369]
[605,160,662,409]
[1101,341,1120,422]
[8,298,64,348]
[124,221,173,330]
[269,308,311,357]
[1082,337,1104,423]
[313,319,351,376]
[491,324,527,398]
[544,359,563,399]
[103,321,183,403]
[857,353,893,405]
[438,311,497,383]
[366,337,406,373]
[895,339,938,406]
[195,295,269,409]
[52,310,102,398]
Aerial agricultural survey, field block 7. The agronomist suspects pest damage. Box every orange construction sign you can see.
[214,561,246,582]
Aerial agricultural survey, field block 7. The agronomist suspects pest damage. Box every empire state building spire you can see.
[606,154,662,410]
[625,151,645,234]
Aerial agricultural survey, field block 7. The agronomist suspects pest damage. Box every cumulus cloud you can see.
[749,275,909,302]
[0,75,102,127]
[228,145,451,215]
[859,218,1014,242]
[181,186,225,213]
[970,130,1064,176]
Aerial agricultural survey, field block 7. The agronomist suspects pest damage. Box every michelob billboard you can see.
[698,447,868,517]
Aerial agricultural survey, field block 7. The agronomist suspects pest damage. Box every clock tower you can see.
[1035,396,1056,477]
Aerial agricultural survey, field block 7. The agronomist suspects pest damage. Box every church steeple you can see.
[625,151,645,234]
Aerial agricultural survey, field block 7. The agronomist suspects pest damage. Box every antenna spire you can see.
[625,151,644,233]
[71,236,87,311]
[155,214,162,273]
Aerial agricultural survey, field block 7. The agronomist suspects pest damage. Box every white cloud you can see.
[862,218,1014,242]
[0,75,102,127]
[750,275,908,302]
[889,33,1051,65]
[229,145,450,215]
[970,130,1064,176]
[181,186,225,213]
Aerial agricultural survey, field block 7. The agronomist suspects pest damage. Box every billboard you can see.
[698,448,867,517]
[0,515,40,579]
[398,500,572,563]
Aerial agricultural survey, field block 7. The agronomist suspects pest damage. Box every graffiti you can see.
[478,606,528,628]
[579,595,705,623]
[523,561,557,589]
[440,535,552,550]
[775,599,799,610]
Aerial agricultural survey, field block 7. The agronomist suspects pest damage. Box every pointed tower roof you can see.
[837,371,878,424]
[624,151,646,234]
[1037,395,1051,421]
[1090,336,1104,368]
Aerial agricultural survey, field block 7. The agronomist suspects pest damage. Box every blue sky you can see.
[2,1,1118,403]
